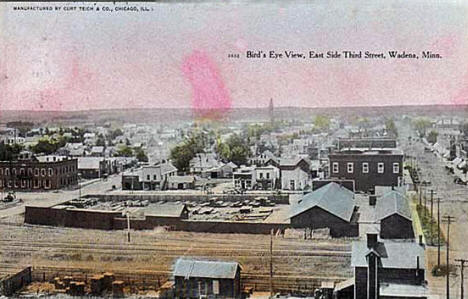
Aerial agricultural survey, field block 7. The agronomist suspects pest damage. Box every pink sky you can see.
[0,1,468,111]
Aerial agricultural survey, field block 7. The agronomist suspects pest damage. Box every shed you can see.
[173,258,241,298]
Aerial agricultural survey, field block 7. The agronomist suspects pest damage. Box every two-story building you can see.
[329,148,403,192]
[0,151,78,191]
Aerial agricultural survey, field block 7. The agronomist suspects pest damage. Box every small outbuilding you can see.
[173,258,241,299]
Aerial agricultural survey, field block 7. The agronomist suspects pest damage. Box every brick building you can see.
[0,152,78,191]
[329,149,403,192]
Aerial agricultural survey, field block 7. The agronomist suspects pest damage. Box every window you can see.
[20,168,25,175]
[290,180,295,190]
[12,169,16,175]
[48,168,53,176]
[362,162,369,174]
[34,168,39,176]
[41,169,46,176]
[153,175,157,180]
[347,162,354,173]
[377,162,384,174]
[332,162,339,173]
[5,168,9,176]
[147,175,150,180]
[266,172,270,179]
[259,172,264,179]
[28,169,33,176]
[393,163,400,174]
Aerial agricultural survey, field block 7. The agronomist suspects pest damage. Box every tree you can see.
[135,148,149,162]
[412,117,431,138]
[117,146,133,157]
[427,130,438,144]
[110,128,124,140]
[31,138,63,155]
[385,118,398,138]
[169,132,206,172]
[0,142,24,161]
[313,115,331,131]
[215,134,251,166]
[96,134,106,147]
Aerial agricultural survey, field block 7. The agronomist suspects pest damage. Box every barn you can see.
[288,182,359,237]
[376,190,414,239]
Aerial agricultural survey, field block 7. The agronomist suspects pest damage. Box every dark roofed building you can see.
[346,233,427,299]
[173,258,241,299]
[288,182,358,237]
[376,190,414,239]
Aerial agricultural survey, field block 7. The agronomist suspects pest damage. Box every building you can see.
[346,233,427,299]
[0,151,78,191]
[233,165,279,190]
[329,148,403,192]
[337,138,397,150]
[288,182,359,237]
[167,175,195,190]
[77,157,108,179]
[374,189,414,239]
[173,258,241,299]
[267,157,314,191]
[121,161,177,190]
[189,153,222,174]
[202,162,238,179]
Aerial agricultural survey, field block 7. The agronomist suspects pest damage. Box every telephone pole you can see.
[430,189,434,245]
[437,198,441,268]
[270,228,274,298]
[443,215,455,299]
[455,259,468,299]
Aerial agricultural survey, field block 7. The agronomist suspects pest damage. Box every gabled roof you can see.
[351,240,425,269]
[288,182,355,222]
[376,190,411,221]
[173,258,240,279]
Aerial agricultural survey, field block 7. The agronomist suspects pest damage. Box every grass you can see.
[416,204,446,246]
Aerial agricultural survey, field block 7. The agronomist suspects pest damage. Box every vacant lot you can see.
[0,220,353,294]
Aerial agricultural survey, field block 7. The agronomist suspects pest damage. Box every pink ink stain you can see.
[182,50,232,120]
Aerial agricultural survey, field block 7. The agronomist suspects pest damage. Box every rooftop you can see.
[173,258,240,279]
[289,182,355,222]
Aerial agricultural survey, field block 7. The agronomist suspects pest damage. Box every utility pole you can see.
[443,215,455,299]
[424,187,427,216]
[437,198,441,268]
[126,210,131,243]
[430,189,434,245]
[455,259,468,299]
[270,229,273,298]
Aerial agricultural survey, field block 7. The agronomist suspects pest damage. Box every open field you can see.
[0,221,353,294]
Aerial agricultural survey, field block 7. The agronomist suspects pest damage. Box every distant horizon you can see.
[0,102,467,114]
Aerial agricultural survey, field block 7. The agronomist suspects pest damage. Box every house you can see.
[250,150,277,166]
[189,153,222,174]
[0,152,78,191]
[232,165,279,190]
[202,162,238,179]
[167,175,195,190]
[90,146,105,157]
[268,157,313,191]
[288,182,359,237]
[122,162,177,190]
[77,157,108,179]
[374,189,414,239]
[173,258,241,299]
[342,233,427,299]
[329,148,403,192]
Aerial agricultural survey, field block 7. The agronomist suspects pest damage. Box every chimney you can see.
[367,233,378,249]
[369,195,377,206]
[391,184,395,190]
